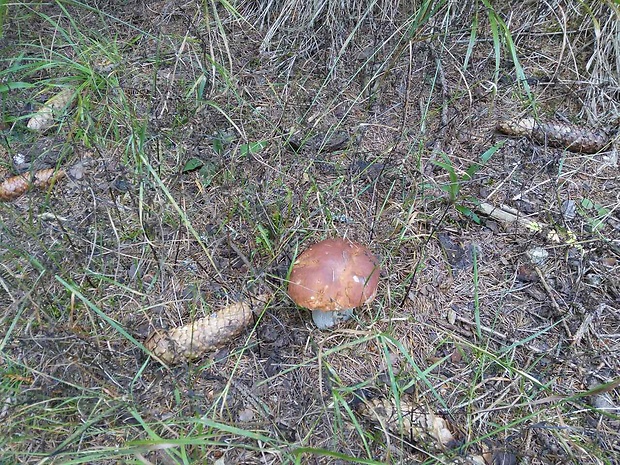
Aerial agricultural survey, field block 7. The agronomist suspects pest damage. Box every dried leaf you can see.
[0,168,66,201]
[27,87,75,132]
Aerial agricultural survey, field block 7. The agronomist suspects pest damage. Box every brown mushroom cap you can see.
[288,238,380,311]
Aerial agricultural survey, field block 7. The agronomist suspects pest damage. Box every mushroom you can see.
[288,238,380,329]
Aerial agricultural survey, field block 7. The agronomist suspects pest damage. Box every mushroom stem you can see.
[311,308,354,330]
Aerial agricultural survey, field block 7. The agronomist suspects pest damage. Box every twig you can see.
[227,238,272,296]
[454,315,508,341]
[570,310,596,347]
[425,42,449,164]
[534,266,573,339]
[451,315,612,382]
[477,202,541,232]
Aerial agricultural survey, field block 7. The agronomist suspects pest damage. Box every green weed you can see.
[431,142,503,223]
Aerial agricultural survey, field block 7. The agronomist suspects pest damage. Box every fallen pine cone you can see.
[354,395,491,464]
[496,117,610,153]
[27,87,76,132]
[354,395,457,451]
[0,168,66,202]
[145,294,269,364]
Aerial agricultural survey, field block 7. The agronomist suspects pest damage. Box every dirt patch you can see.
[1,1,619,464]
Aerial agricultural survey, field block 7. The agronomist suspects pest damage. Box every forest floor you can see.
[1,1,619,464]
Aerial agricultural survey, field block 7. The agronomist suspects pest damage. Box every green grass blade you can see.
[55,276,149,353]
[292,447,385,465]
[463,9,478,70]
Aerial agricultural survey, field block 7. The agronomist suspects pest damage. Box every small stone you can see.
[525,247,548,265]
[561,199,576,220]
[585,273,603,286]
[517,264,538,282]
[447,308,456,325]
[238,407,255,422]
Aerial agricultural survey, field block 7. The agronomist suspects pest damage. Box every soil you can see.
[0,1,618,464]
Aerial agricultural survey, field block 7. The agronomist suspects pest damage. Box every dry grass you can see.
[1,1,619,464]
